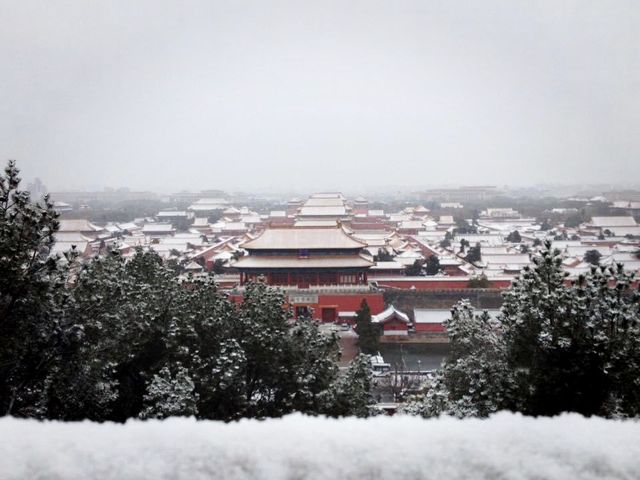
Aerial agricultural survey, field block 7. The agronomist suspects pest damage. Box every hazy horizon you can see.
[2,1,638,192]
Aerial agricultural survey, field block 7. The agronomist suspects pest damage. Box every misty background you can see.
[1,0,638,192]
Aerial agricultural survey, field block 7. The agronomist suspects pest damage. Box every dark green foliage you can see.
[374,248,393,262]
[467,274,490,288]
[62,199,167,223]
[453,218,477,235]
[212,258,226,274]
[465,243,482,264]
[409,242,640,418]
[584,249,602,265]
[405,259,424,276]
[404,302,509,418]
[322,354,375,418]
[0,160,73,417]
[500,247,640,417]
[0,161,372,421]
[355,300,379,355]
[553,230,568,241]
[539,219,552,231]
[424,255,441,276]
[506,230,521,243]
[439,231,452,249]
[45,256,368,421]
[565,212,588,228]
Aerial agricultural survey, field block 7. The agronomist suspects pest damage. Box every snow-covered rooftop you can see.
[371,305,410,324]
[590,216,637,227]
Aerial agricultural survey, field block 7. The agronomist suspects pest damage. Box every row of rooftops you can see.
[50,189,640,285]
[369,305,500,326]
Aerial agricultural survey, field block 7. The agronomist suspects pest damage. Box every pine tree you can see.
[506,230,522,243]
[539,219,552,231]
[355,300,379,355]
[404,259,424,276]
[0,161,375,420]
[459,238,470,254]
[440,231,452,249]
[140,365,198,419]
[584,249,602,265]
[408,242,640,418]
[454,218,477,235]
[0,160,76,417]
[424,255,441,276]
[323,354,375,417]
[404,301,509,418]
[467,274,490,288]
[465,243,482,264]
[374,248,393,262]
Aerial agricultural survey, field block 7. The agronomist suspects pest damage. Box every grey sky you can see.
[1,0,638,192]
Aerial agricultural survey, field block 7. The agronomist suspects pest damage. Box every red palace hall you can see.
[232,225,385,321]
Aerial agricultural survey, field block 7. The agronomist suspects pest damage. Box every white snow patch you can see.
[1,412,639,479]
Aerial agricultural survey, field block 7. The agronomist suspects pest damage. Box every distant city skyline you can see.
[26,174,640,199]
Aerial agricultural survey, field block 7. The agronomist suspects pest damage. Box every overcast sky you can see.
[1,0,638,192]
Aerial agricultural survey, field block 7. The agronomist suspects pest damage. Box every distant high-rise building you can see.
[28,178,47,199]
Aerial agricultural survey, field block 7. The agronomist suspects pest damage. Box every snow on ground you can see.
[2,412,640,480]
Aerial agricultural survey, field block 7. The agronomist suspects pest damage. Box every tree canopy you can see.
[0,161,373,421]
[465,243,482,264]
[407,242,640,418]
[584,249,602,265]
[506,230,521,243]
[424,255,441,276]
[355,300,379,355]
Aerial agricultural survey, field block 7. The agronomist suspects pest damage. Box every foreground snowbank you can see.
[1,412,639,480]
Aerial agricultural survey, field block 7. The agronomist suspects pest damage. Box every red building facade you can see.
[235,226,373,288]
[232,226,384,321]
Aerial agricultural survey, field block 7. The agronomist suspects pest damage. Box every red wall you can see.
[383,321,408,331]
[415,323,445,333]
[376,278,512,290]
[228,292,385,321]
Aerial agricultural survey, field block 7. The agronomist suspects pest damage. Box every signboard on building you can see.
[289,294,319,304]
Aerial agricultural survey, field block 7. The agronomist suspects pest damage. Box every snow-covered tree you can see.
[140,365,198,419]
[323,354,375,417]
[0,162,374,421]
[407,242,640,418]
[0,160,78,417]
[405,301,509,418]
[502,251,640,416]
